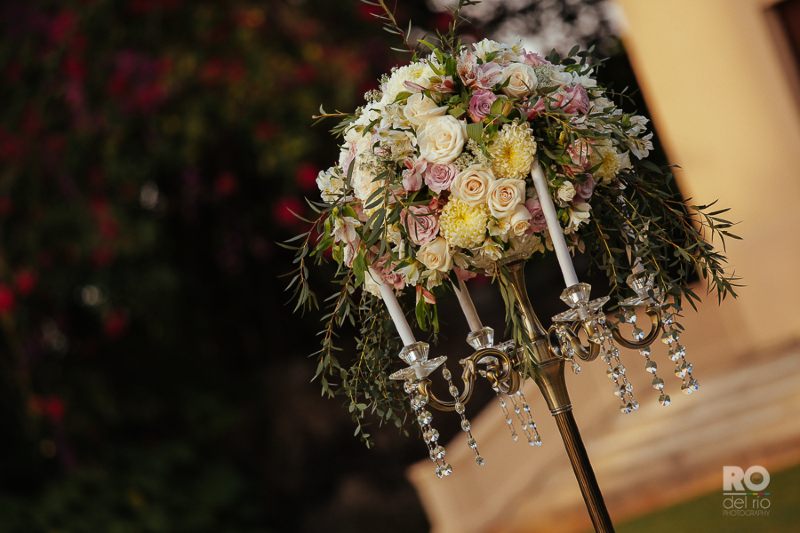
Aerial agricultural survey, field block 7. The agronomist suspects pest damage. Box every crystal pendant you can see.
[442,367,484,467]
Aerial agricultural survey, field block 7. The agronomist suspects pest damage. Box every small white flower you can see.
[568,202,592,231]
[332,216,360,244]
[316,168,345,203]
[557,181,576,204]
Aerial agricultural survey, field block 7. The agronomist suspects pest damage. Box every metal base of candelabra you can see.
[552,408,614,532]
[504,260,615,532]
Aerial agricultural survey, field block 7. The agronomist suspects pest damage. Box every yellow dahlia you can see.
[488,121,537,179]
[440,198,488,249]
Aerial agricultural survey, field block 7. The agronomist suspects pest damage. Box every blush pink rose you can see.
[468,89,497,123]
[401,158,427,192]
[372,255,405,290]
[556,84,590,114]
[403,204,440,245]
[525,198,548,233]
[424,163,457,193]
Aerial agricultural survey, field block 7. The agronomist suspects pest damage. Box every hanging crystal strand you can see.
[509,390,542,446]
[591,315,638,414]
[493,386,519,442]
[661,304,699,395]
[619,307,669,406]
[441,368,484,466]
[405,380,451,478]
[554,324,582,374]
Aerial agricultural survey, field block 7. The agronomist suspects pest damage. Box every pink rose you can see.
[556,84,589,114]
[468,90,497,123]
[424,163,457,193]
[521,51,550,67]
[403,204,440,245]
[574,176,595,202]
[402,158,427,192]
[372,255,405,290]
[525,198,548,233]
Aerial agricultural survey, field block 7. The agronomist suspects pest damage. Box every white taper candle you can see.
[531,163,580,287]
[368,267,416,346]
[453,277,483,332]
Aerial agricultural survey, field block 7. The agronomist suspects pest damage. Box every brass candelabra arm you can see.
[610,305,663,350]
[549,324,602,362]
[419,347,520,412]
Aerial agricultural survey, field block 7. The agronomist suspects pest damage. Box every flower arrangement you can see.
[315,38,647,294]
[288,2,739,443]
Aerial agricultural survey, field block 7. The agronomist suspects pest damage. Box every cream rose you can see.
[501,62,538,99]
[417,236,452,272]
[557,181,576,203]
[509,204,532,236]
[487,178,526,218]
[404,93,448,127]
[417,115,466,164]
[451,165,495,205]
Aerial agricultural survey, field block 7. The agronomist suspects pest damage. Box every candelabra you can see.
[389,260,697,533]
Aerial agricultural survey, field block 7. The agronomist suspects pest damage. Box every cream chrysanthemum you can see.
[488,121,537,179]
[440,198,488,249]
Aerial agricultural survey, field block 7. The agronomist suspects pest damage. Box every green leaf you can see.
[466,122,483,143]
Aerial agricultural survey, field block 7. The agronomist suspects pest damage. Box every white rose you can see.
[502,62,538,98]
[509,204,532,236]
[417,236,452,272]
[404,93,448,127]
[557,181,576,204]
[487,178,526,218]
[417,115,466,164]
[451,165,495,205]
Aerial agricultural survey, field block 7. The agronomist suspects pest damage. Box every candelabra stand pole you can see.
[502,260,614,533]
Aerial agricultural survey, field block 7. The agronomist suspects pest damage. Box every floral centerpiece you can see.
[287,4,739,443]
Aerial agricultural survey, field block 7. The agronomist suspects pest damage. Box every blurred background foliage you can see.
[0,0,643,531]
